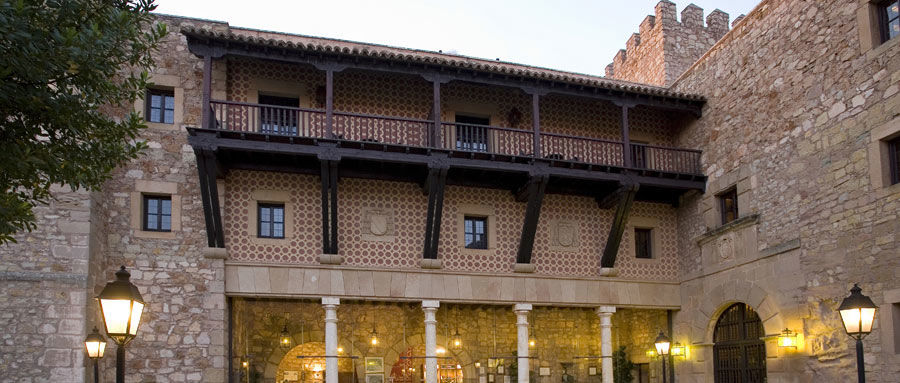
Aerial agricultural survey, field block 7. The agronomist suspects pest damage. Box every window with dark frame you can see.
[634,228,653,259]
[880,0,900,43]
[258,203,285,239]
[258,94,300,135]
[718,187,739,225]
[455,114,490,152]
[463,216,488,249]
[146,89,175,124]
[889,135,900,185]
[142,195,172,232]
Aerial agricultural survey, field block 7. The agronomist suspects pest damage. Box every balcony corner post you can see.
[202,55,212,130]
[620,103,633,168]
[532,92,541,158]
[432,81,441,148]
[326,69,334,138]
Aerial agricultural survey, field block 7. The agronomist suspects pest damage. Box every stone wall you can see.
[605,1,730,87]
[670,0,900,381]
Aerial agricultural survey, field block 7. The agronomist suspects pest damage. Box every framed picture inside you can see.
[539,367,551,376]
[497,366,504,375]
[588,366,597,376]
[366,374,384,383]
[488,374,495,383]
[365,357,384,373]
[283,371,300,381]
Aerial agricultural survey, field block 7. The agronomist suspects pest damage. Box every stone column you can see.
[423,300,440,383]
[596,306,616,383]
[514,304,533,383]
[323,297,340,383]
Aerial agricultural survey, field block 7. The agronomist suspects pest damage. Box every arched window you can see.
[713,303,766,382]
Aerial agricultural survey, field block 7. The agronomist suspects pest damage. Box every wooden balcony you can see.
[206,100,703,176]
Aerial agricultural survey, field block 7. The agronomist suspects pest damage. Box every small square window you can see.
[258,203,285,239]
[888,135,900,185]
[718,187,739,225]
[463,216,488,249]
[146,89,175,124]
[880,1,900,43]
[634,228,653,259]
[143,195,172,232]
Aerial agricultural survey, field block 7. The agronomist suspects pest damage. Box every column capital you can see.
[322,297,341,306]
[422,300,440,309]
[513,303,533,313]
[596,306,616,316]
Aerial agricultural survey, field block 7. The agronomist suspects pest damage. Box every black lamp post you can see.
[84,327,107,383]
[838,284,878,383]
[654,331,671,383]
[97,266,145,383]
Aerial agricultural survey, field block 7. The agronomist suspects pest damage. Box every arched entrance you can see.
[713,303,766,382]
[277,342,355,383]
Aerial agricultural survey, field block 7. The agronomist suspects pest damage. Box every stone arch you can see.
[697,279,784,343]
[275,341,355,383]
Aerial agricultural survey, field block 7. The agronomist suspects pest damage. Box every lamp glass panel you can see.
[840,308,862,334]
[671,344,685,356]
[655,341,670,355]
[85,340,104,358]
[777,334,796,348]
[100,299,133,335]
[860,308,876,332]
[128,301,144,335]
[98,341,106,357]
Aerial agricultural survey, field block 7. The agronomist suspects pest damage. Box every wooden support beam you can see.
[422,159,449,260]
[600,181,639,268]
[325,69,334,138]
[515,172,549,264]
[620,104,633,168]
[319,150,341,254]
[201,55,212,130]
[532,93,541,158]
[432,81,441,148]
[194,149,224,248]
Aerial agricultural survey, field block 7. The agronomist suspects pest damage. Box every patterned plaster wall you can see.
[224,170,679,281]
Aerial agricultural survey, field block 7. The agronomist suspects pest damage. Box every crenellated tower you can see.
[605,1,733,86]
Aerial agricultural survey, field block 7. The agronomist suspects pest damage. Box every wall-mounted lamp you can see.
[436,346,447,355]
[671,342,686,357]
[777,329,798,348]
[645,350,657,358]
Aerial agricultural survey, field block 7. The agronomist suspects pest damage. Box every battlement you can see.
[604,1,730,87]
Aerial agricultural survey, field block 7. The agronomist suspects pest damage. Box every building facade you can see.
[1,0,899,382]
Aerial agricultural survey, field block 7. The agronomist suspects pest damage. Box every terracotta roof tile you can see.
[181,25,705,103]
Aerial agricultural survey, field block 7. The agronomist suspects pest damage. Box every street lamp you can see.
[838,284,878,383]
[98,266,145,383]
[654,331,671,383]
[84,327,107,383]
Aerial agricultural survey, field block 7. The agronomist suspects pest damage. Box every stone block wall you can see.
[671,0,900,381]
[605,1,730,87]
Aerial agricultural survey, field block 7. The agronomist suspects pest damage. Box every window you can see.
[463,216,488,249]
[258,203,285,239]
[718,187,739,225]
[880,1,900,43]
[634,363,649,383]
[634,228,653,259]
[889,135,900,185]
[146,89,175,124]
[143,195,172,232]
[259,94,299,135]
[455,114,490,152]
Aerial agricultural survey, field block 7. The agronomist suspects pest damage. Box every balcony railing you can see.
[208,100,702,175]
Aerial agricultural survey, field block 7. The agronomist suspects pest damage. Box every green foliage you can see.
[0,0,166,243]
[612,346,634,383]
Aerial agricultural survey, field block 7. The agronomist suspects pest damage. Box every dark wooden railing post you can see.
[202,55,212,130]
[326,69,334,138]
[532,93,541,158]
[620,103,633,168]
[432,81,441,148]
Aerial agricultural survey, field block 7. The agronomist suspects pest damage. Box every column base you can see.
[318,254,344,265]
[202,247,228,259]
[420,259,443,269]
[599,267,617,277]
[514,263,535,273]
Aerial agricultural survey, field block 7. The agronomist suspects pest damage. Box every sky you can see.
[155,0,760,77]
